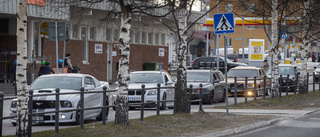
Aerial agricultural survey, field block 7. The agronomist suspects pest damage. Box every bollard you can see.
[234,77,237,106]
[295,73,299,94]
[80,87,84,129]
[55,88,60,134]
[141,84,145,121]
[313,72,315,92]
[254,76,257,100]
[263,75,266,98]
[199,84,203,112]
[174,83,177,113]
[245,77,248,103]
[189,84,193,113]
[28,90,33,137]
[0,92,4,137]
[102,86,107,125]
[286,74,289,95]
[157,83,161,115]
[307,73,309,93]
[279,75,282,98]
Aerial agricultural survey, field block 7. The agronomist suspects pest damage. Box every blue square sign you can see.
[214,13,235,34]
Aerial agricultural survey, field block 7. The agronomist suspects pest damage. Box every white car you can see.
[112,71,175,110]
[10,73,110,126]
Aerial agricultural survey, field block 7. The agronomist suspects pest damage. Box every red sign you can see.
[28,0,45,6]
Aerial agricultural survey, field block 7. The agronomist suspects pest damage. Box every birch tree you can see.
[299,0,309,93]
[16,0,29,136]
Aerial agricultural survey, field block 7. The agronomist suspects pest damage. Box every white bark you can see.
[270,0,280,98]
[175,9,189,113]
[115,15,131,125]
[299,0,310,93]
[16,0,29,136]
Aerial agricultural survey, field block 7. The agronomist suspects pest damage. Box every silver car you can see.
[113,71,175,110]
[10,74,110,126]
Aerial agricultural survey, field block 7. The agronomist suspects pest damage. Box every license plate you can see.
[32,116,43,121]
[128,97,141,101]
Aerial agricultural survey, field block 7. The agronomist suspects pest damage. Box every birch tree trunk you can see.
[299,0,309,94]
[115,0,131,125]
[175,8,189,113]
[270,0,280,98]
[16,0,29,136]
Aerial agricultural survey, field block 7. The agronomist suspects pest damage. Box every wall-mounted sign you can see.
[159,48,165,57]
[112,51,117,56]
[95,44,103,54]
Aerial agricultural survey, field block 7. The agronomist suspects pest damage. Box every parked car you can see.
[227,66,270,96]
[10,74,110,126]
[112,70,175,110]
[225,54,238,62]
[267,64,299,92]
[186,70,226,104]
[313,64,320,82]
[237,54,249,64]
[191,56,247,73]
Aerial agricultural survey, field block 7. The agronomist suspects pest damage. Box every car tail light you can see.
[235,58,238,62]
[191,63,194,66]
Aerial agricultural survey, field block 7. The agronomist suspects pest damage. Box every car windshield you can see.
[187,72,211,83]
[227,69,259,78]
[130,73,163,84]
[267,66,296,76]
[30,77,82,90]
[220,57,234,63]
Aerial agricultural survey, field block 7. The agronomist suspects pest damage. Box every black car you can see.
[267,64,299,92]
[191,56,247,73]
[186,70,226,104]
[225,54,238,62]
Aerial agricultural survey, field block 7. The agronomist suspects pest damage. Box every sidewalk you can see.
[197,108,319,137]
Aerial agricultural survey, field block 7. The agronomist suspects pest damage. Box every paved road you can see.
[232,111,320,137]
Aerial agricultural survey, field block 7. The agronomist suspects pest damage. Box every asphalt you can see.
[196,108,319,137]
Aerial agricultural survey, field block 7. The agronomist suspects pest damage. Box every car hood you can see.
[128,83,164,90]
[186,82,211,89]
[31,88,80,100]
[315,68,320,72]
[267,75,295,79]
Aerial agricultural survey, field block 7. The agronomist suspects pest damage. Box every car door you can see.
[164,73,174,107]
[83,76,100,118]
[212,72,224,100]
[218,58,225,73]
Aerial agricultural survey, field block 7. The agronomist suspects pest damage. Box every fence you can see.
[0,84,204,136]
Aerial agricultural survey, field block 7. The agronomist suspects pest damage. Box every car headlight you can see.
[60,101,72,108]
[247,84,254,88]
[11,101,17,108]
[315,71,320,75]
[147,90,157,95]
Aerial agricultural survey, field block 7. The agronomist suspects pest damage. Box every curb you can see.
[198,118,286,137]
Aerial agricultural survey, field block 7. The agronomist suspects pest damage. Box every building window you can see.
[135,31,140,43]
[113,29,119,42]
[155,33,159,45]
[225,4,232,13]
[248,4,254,12]
[161,33,166,45]
[89,27,95,40]
[81,27,89,62]
[72,24,78,39]
[148,32,153,44]
[33,22,40,57]
[0,19,8,34]
[106,28,111,41]
[142,32,147,44]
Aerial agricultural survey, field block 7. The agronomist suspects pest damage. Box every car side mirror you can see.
[212,80,220,84]
[314,67,317,69]
[297,72,301,75]
[166,81,174,85]
[86,85,95,90]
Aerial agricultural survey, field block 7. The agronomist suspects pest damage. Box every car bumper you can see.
[228,88,257,96]
[127,95,160,108]
[190,92,211,102]
[10,108,77,124]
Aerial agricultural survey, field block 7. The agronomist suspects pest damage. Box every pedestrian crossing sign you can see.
[280,31,289,39]
[214,13,235,34]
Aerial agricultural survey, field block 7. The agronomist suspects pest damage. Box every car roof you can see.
[278,64,296,67]
[39,73,88,78]
[130,71,165,74]
[231,66,262,70]
[187,69,220,73]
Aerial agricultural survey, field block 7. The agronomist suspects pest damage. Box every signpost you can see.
[214,13,235,114]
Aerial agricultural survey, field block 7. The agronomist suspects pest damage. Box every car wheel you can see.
[207,91,214,104]
[219,90,226,102]
[160,93,167,110]
[12,122,16,126]
[96,97,109,121]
